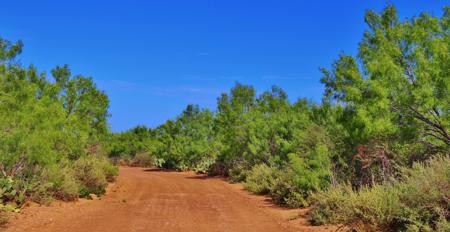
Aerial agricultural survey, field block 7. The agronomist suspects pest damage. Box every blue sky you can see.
[1,1,447,131]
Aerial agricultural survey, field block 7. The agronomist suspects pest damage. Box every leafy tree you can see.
[105,6,448,223]
[0,36,116,210]
[321,5,449,185]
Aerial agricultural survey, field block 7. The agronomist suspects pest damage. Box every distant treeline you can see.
[109,6,449,231]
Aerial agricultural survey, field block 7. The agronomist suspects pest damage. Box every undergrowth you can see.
[309,156,450,232]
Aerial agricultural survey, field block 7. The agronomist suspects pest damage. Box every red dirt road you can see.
[3,167,334,232]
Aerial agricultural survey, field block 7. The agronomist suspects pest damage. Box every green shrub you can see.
[114,155,132,166]
[288,148,331,192]
[228,163,249,183]
[351,185,402,231]
[268,169,308,208]
[283,191,309,208]
[100,158,119,182]
[396,156,450,232]
[131,152,156,167]
[0,156,117,204]
[74,156,114,197]
[193,157,215,174]
[261,150,332,208]
[207,161,226,176]
[244,165,309,208]
[310,156,450,231]
[0,176,16,203]
[42,164,79,201]
[310,184,402,231]
[25,175,54,205]
[0,203,20,213]
[309,185,350,225]
[244,164,275,194]
[0,176,25,206]
[9,163,77,204]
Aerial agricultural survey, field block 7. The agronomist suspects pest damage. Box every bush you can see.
[0,37,117,210]
[193,157,215,174]
[396,156,450,232]
[0,176,25,206]
[0,176,17,204]
[260,146,332,208]
[42,164,79,201]
[311,184,402,231]
[74,155,117,197]
[310,156,450,231]
[207,161,226,176]
[244,158,328,208]
[242,163,310,208]
[228,163,249,183]
[131,152,156,167]
[268,169,308,208]
[244,164,275,194]
[282,190,309,208]
[288,147,331,193]
[309,185,350,226]
[16,162,85,204]
[100,159,119,182]
[23,172,57,205]
[0,156,117,205]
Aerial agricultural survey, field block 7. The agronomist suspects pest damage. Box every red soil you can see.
[3,167,335,232]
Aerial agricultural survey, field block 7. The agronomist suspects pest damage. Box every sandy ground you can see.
[2,167,335,232]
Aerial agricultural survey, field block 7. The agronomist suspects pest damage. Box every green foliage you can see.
[0,36,117,208]
[41,163,79,201]
[288,124,332,192]
[0,176,25,208]
[268,169,308,208]
[3,5,445,231]
[244,164,275,194]
[101,159,119,182]
[0,177,17,203]
[310,156,450,231]
[308,184,349,226]
[228,163,249,183]
[107,126,154,163]
[321,5,450,186]
[193,157,216,174]
[74,156,117,197]
[102,9,449,230]
[397,156,450,231]
[131,152,156,167]
[310,184,402,231]
[135,105,218,171]
[263,124,332,208]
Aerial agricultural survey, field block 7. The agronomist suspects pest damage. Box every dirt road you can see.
[4,167,334,232]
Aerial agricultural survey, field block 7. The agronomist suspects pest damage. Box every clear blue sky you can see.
[1,1,447,131]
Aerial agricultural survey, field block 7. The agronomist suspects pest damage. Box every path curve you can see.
[3,167,334,232]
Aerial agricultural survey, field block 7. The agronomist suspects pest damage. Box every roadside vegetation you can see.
[0,37,117,224]
[309,156,449,231]
[0,4,448,232]
[109,5,449,231]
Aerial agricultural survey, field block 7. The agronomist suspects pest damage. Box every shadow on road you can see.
[184,175,228,181]
[142,168,178,172]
